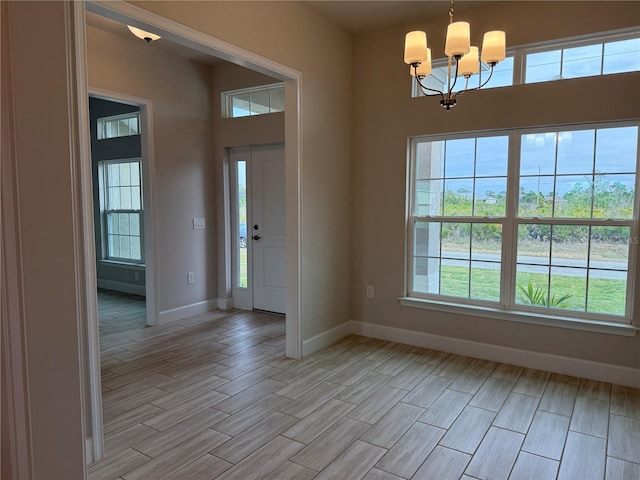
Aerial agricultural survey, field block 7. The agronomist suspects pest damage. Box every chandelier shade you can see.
[127,25,161,43]
[403,0,506,110]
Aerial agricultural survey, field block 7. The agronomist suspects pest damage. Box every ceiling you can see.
[85,1,497,65]
[305,1,497,34]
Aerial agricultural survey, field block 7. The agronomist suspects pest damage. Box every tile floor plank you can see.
[557,431,606,480]
[522,410,571,461]
[315,440,387,480]
[439,405,496,455]
[509,451,559,480]
[464,426,524,480]
[412,445,470,480]
[359,402,425,448]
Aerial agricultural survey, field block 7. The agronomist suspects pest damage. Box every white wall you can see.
[87,25,217,314]
[350,1,640,369]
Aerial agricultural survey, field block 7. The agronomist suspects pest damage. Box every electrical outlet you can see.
[366,285,374,298]
[187,272,195,284]
[193,218,205,229]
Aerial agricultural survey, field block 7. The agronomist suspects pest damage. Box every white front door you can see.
[231,144,286,314]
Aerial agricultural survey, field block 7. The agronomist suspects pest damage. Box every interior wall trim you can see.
[351,321,640,388]
[302,321,352,356]
[158,299,219,325]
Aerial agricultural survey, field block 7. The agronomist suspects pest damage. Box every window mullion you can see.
[502,130,520,309]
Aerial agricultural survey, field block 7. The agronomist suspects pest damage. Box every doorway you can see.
[231,144,286,314]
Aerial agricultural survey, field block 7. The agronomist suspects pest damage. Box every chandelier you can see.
[404,0,506,110]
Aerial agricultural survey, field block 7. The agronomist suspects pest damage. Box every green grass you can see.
[435,265,626,316]
[239,248,248,288]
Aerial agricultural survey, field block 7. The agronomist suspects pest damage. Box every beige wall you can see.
[210,62,285,301]
[5,2,86,478]
[132,1,353,339]
[87,25,217,312]
[351,1,640,368]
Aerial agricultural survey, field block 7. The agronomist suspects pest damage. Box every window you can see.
[222,83,285,118]
[101,160,144,263]
[407,122,639,323]
[97,112,140,140]
[524,35,640,83]
[411,29,639,97]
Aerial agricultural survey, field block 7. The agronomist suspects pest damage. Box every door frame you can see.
[88,89,159,327]
[229,144,287,313]
[75,0,304,463]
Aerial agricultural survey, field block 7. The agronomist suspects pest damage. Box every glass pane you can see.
[270,87,285,112]
[551,225,589,267]
[130,238,142,261]
[556,130,595,175]
[108,187,121,210]
[517,224,550,266]
[416,141,445,179]
[482,56,514,88]
[413,257,440,294]
[587,276,627,316]
[237,161,248,288]
[518,176,555,217]
[550,266,586,311]
[119,236,131,259]
[250,90,270,115]
[232,94,251,117]
[562,44,602,78]
[595,126,638,173]
[525,50,561,83]
[590,226,630,269]
[442,222,470,259]
[476,136,508,177]
[130,214,140,236]
[131,186,141,211]
[108,163,120,185]
[474,177,507,216]
[118,214,130,235]
[555,175,593,218]
[471,261,501,301]
[445,138,475,178]
[603,38,640,74]
[515,267,549,306]
[129,116,140,135]
[130,162,141,186]
[592,174,635,219]
[108,234,118,257]
[415,180,443,216]
[471,223,502,260]
[520,132,557,175]
[120,186,132,209]
[440,259,469,298]
[443,179,473,216]
[119,163,131,186]
[414,221,441,257]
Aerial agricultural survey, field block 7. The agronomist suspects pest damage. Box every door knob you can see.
[252,235,262,241]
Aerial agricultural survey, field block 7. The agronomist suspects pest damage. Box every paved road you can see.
[435,252,627,280]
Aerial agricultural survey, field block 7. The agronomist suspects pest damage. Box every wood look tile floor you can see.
[91,290,640,480]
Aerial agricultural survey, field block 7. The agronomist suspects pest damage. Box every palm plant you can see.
[517,280,572,308]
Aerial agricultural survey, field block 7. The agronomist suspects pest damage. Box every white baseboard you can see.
[350,321,640,389]
[303,321,352,356]
[97,279,145,296]
[218,297,233,310]
[158,299,218,325]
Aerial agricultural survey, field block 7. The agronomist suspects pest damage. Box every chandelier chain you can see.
[448,0,455,24]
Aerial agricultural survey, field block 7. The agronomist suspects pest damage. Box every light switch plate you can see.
[193,218,205,229]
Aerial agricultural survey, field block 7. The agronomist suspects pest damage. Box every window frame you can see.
[99,159,145,265]
[405,121,640,328]
[221,82,285,118]
[96,112,141,140]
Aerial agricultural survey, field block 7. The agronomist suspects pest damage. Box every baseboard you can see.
[350,321,640,388]
[303,321,352,356]
[218,297,233,310]
[97,279,145,296]
[158,299,218,325]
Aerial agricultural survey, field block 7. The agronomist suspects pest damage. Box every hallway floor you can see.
[90,291,640,480]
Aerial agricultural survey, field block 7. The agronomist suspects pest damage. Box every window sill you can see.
[99,260,145,269]
[398,297,638,337]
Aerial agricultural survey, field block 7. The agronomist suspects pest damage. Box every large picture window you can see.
[100,160,144,263]
[407,122,639,323]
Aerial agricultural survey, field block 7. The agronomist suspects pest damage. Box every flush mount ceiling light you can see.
[404,0,506,110]
[127,25,161,43]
